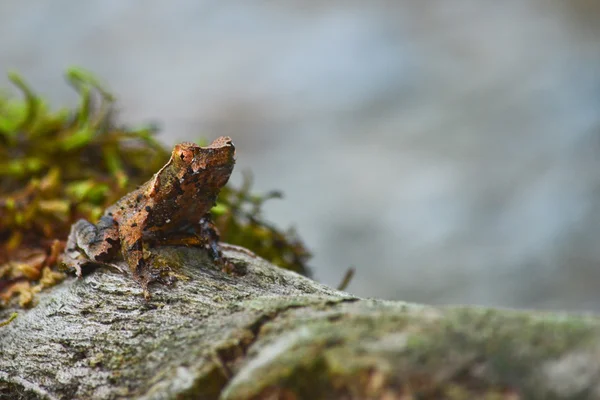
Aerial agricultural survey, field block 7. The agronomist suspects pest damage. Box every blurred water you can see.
[2,1,600,311]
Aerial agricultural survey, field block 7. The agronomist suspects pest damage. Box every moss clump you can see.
[215,173,311,276]
[0,69,310,308]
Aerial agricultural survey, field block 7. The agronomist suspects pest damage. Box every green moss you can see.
[214,173,311,275]
[177,363,229,400]
[0,312,17,326]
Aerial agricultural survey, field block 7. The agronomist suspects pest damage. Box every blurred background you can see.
[2,0,600,311]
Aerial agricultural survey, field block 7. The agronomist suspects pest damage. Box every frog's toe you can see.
[147,267,177,287]
[72,263,83,278]
[105,263,126,274]
[221,260,234,275]
[134,267,176,300]
[134,275,152,300]
[59,253,85,277]
[220,258,247,276]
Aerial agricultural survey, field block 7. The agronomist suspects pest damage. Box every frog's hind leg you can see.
[118,228,153,298]
[62,216,120,276]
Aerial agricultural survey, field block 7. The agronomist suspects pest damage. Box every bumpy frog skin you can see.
[61,137,236,297]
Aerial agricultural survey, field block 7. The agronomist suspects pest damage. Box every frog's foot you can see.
[104,263,127,274]
[220,259,234,274]
[149,233,242,275]
[195,215,247,276]
[135,265,178,300]
[219,243,259,259]
[60,251,86,277]
[61,243,99,277]
[148,266,177,287]
[200,239,246,276]
[60,250,124,278]
[62,217,120,277]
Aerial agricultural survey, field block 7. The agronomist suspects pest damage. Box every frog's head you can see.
[172,137,236,187]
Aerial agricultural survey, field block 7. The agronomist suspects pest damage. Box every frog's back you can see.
[104,181,152,224]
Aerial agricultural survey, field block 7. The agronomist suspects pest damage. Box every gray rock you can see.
[2,246,600,399]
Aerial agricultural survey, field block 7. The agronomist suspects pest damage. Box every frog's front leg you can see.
[62,216,120,276]
[197,215,234,273]
[145,214,234,274]
[117,226,152,296]
[119,230,178,299]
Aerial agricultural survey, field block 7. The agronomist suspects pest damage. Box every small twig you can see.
[337,267,355,291]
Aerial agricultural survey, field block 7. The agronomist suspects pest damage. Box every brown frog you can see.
[61,136,236,298]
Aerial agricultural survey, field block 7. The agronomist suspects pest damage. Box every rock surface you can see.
[2,246,600,399]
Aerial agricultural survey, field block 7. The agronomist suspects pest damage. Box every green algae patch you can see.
[398,307,600,398]
[222,301,600,399]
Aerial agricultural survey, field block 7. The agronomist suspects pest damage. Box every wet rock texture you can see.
[2,247,600,399]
